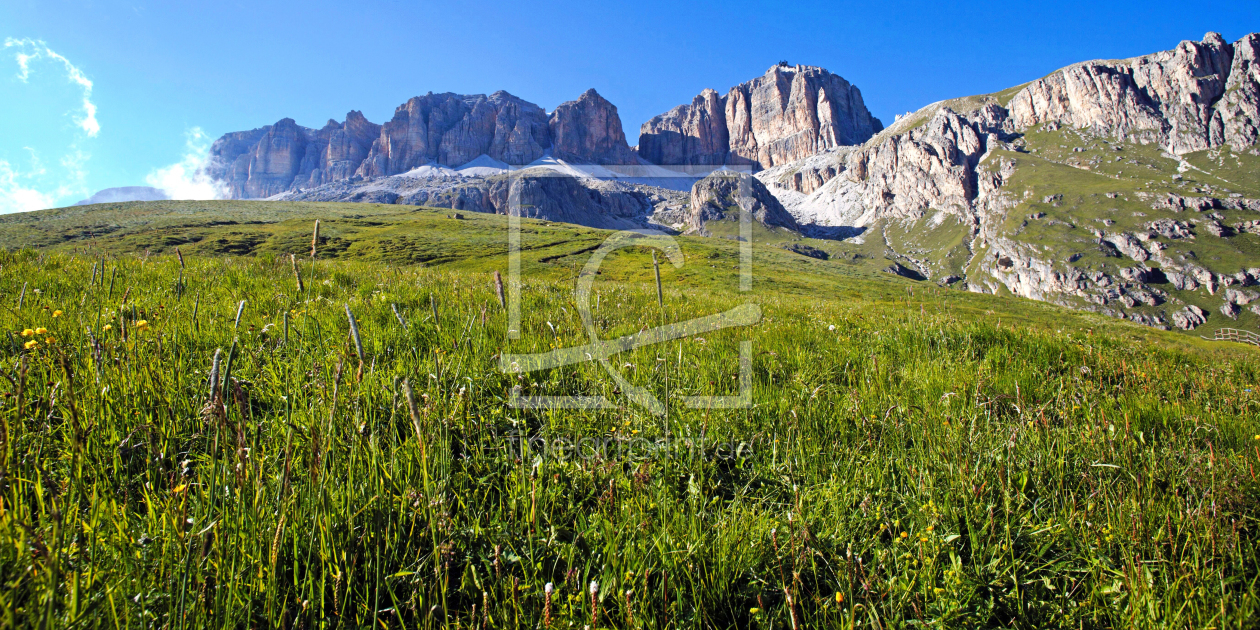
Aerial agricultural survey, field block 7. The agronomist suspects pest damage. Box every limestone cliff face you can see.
[637,89,730,166]
[356,91,551,178]
[1008,32,1260,154]
[208,114,381,199]
[546,89,638,165]
[206,127,268,199]
[209,88,642,198]
[1218,33,1260,149]
[298,111,381,188]
[240,118,309,199]
[844,104,1010,220]
[638,64,883,169]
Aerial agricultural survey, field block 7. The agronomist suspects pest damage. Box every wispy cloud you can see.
[145,128,227,200]
[1,39,97,213]
[0,158,57,213]
[0,147,90,213]
[4,38,99,137]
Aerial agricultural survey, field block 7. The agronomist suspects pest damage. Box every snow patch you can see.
[455,154,512,176]
[400,163,458,178]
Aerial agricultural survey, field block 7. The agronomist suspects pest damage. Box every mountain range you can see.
[205,62,883,196]
[149,32,1260,332]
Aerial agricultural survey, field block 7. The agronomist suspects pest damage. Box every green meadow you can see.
[0,202,1258,628]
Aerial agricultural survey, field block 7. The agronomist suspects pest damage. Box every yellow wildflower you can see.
[835,592,844,604]
[134,320,149,330]
[900,532,908,539]
[20,328,34,337]
[103,324,113,331]
[45,337,55,344]
[24,340,38,350]
[35,327,47,335]
[52,310,63,318]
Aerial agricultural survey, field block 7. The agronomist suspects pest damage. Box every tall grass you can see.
[0,248,1257,628]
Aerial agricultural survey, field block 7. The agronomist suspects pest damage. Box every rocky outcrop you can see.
[1101,232,1151,262]
[1147,218,1194,239]
[1008,32,1260,154]
[639,64,882,169]
[754,99,1022,229]
[485,172,651,229]
[687,173,798,234]
[843,104,1011,220]
[548,89,638,165]
[1141,192,1260,213]
[1225,288,1259,305]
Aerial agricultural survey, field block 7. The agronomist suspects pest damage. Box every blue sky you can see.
[2,0,1258,212]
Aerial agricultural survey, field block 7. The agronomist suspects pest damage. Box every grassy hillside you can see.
[0,203,1258,628]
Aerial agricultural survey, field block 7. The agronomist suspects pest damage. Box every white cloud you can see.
[0,147,93,214]
[0,144,90,214]
[4,38,99,137]
[0,39,97,213]
[0,162,55,212]
[145,128,227,200]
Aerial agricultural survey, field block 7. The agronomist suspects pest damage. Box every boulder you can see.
[1171,305,1209,330]
[1225,288,1259,305]
[1148,218,1194,239]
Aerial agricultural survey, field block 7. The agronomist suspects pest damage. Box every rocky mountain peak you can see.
[638,64,882,169]
[548,89,638,165]
[1008,31,1259,154]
